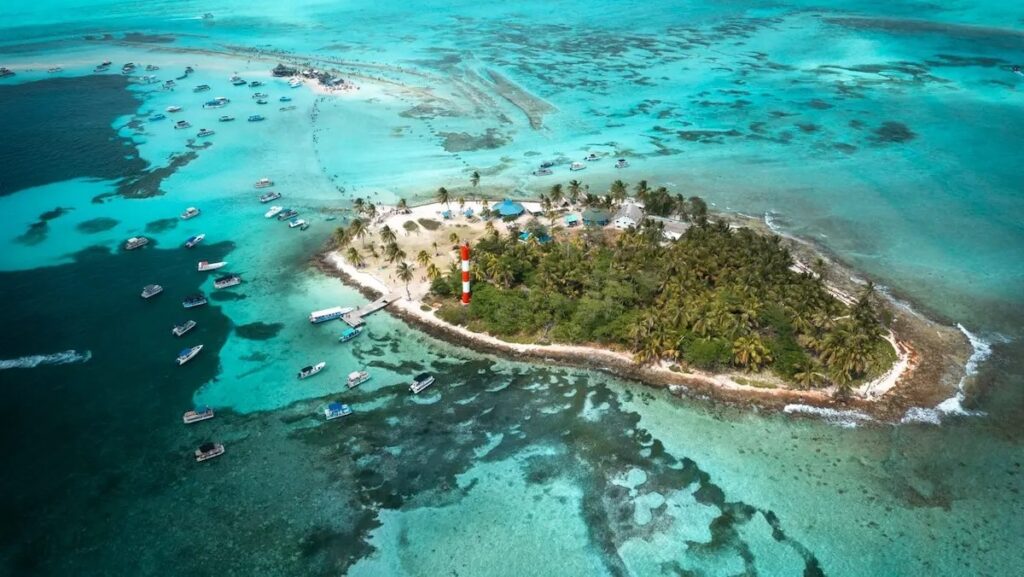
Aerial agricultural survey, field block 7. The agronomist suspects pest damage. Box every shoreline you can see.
[313,202,973,422]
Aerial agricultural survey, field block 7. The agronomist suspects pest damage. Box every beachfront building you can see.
[613,203,644,230]
[494,199,525,219]
[582,208,611,227]
[646,215,691,241]
[520,201,545,216]
[564,213,580,227]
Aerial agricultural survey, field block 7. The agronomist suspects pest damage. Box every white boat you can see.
[176,344,203,366]
[213,274,241,289]
[584,153,600,162]
[172,320,197,337]
[183,406,214,424]
[533,168,553,176]
[288,78,303,88]
[410,372,435,394]
[124,236,149,250]
[197,261,227,272]
[174,120,191,129]
[254,178,274,189]
[288,218,306,229]
[182,294,208,308]
[180,207,200,220]
[196,128,215,137]
[184,233,205,248]
[308,306,353,323]
[264,205,284,218]
[347,370,370,388]
[258,191,282,203]
[324,402,352,420]
[569,161,587,172]
[297,361,326,379]
[615,158,629,168]
[194,442,224,462]
[219,115,235,122]
[141,284,163,299]
[166,105,182,113]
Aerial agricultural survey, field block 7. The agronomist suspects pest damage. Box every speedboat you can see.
[219,115,235,122]
[254,177,274,189]
[182,294,208,308]
[124,236,149,250]
[197,128,215,137]
[121,62,136,74]
[276,209,298,221]
[183,406,214,424]
[533,168,553,176]
[231,75,246,86]
[615,158,629,169]
[48,66,63,73]
[194,442,224,462]
[288,218,306,228]
[297,362,326,379]
[180,207,200,220]
[308,306,354,323]
[184,66,194,75]
[150,113,167,121]
[279,96,292,102]
[163,80,175,89]
[250,81,264,88]
[280,105,297,111]
[256,99,268,105]
[347,370,370,388]
[323,402,352,420]
[569,161,586,172]
[585,153,600,162]
[0,67,14,78]
[300,222,310,231]
[193,84,211,92]
[176,344,203,365]
[264,205,284,218]
[410,372,435,394]
[141,284,163,299]
[248,114,265,122]
[93,61,111,72]
[540,160,555,169]
[175,120,192,129]
[184,233,206,248]
[288,78,302,88]
[197,261,227,272]
[259,191,282,203]
[172,320,197,337]
[252,92,268,99]
[213,274,241,289]
[166,105,182,113]
[203,99,225,108]
[1014,65,1023,77]
[338,327,362,343]
[145,64,160,71]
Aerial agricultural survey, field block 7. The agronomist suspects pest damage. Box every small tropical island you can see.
[321,176,970,418]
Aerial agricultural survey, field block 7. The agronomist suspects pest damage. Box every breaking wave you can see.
[901,324,994,424]
[783,404,874,428]
[0,350,92,370]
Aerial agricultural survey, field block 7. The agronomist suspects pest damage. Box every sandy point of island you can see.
[316,199,972,422]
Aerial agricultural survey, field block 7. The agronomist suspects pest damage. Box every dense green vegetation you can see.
[431,219,895,396]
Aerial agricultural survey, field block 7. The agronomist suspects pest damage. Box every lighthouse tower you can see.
[460,243,471,305]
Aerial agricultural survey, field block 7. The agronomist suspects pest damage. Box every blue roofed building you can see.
[494,199,525,218]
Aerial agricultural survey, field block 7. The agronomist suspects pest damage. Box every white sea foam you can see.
[0,349,92,370]
[783,404,874,428]
[763,210,782,234]
[901,323,995,424]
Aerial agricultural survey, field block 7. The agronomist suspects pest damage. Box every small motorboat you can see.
[141,284,163,299]
[145,64,160,71]
[213,274,241,289]
[183,406,214,424]
[197,261,227,272]
[615,158,629,169]
[174,120,192,129]
[347,370,370,388]
[410,373,435,394]
[47,67,63,73]
[176,344,203,365]
[184,66,194,75]
[338,327,362,343]
[298,361,326,379]
[584,153,601,162]
[93,61,111,72]
[124,236,149,250]
[166,105,182,113]
[252,92,268,99]
[256,99,268,105]
[533,168,553,176]
[150,113,167,121]
[288,218,306,228]
[197,128,215,137]
[264,205,284,218]
[279,96,292,102]
[276,209,298,221]
[250,81,264,88]
[323,402,352,421]
[288,78,302,88]
[182,294,208,308]
[172,320,197,337]
[219,115,235,122]
[194,442,224,462]
[254,177,274,189]
[300,222,310,231]
[1013,65,1023,77]
[259,191,282,203]
[232,77,247,86]
[180,207,201,220]
[569,161,587,172]
[540,160,555,169]
[121,62,136,74]
[248,114,265,122]
[279,105,297,111]
[193,84,211,93]
[184,233,206,248]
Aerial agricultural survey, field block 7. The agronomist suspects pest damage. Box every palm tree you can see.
[792,359,825,389]
[384,242,406,264]
[349,217,368,247]
[549,183,564,205]
[634,180,650,202]
[353,198,365,215]
[732,335,771,370]
[457,196,466,212]
[365,203,377,221]
[345,247,365,268]
[426,262,442,281]
[416,250,431,268]
[397,198,409,214]
[470,170,480,188]
[610,179,628,203]
[379,225,397,245]
[396,261,415,300]
[333,226,349,247]
[449,232,460,246]
[567,180,583,203]
[436,186,451,210]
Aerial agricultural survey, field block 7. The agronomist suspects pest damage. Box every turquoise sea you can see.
[1,1,1022,576]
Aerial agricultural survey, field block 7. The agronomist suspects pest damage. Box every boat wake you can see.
[0,349,92,370]
[783,404,874,428]
[901,323,995,425]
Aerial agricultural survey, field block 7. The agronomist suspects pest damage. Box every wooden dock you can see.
[342,294,398,327]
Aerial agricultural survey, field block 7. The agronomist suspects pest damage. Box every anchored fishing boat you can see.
[180,207,200,220]
[197,261,227,272]
[297,362,326,379]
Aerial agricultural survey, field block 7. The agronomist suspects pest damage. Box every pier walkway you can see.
[342,293,399,327]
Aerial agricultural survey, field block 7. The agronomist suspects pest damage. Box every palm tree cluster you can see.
[431,218,894,393]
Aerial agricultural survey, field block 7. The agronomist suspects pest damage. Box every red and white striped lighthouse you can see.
[460,243,471,305]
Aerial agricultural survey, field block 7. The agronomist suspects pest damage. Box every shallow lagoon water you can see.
[1,1,1022,576]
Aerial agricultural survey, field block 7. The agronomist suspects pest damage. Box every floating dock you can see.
[341,294,397,327]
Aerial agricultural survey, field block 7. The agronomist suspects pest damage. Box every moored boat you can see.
[141,284,163,299]
[323,402,352,420]
[569,161,587,171]
[48,66,63,73]
[213,274,241,289]
[166,105,182,113]
[264,205,284,218]
[308,306,353,323]
[254,177,274,189]
[182,294,208,308]
[250,81,264,88]
[338,327,362,343]
[197,261,227,272]
[121,62,136,74]
[279,105,297,112]
[347,370,370,388]
[252,92,268,99]
[288,218,306,228]
[248,114,265,122]
[585,152,601,162]
[184,233,206,248]
[279,96,291,102]
[193,84,211,92]
[259,191,282,203]
[124,236,149,250]
[180,207,200,219]
[410,372,435,394]
[533,167,553,176]
[172,320,197,337]
[197,128,215,137]
[183,405,214,424]
[150,113,167,121]
[288,78,302,88]
[176,344,203,365]
[145,64,159,71]
[218,115,235,122]
[174,120,191,129]
[194,442,224,462]
[276,209,298,221]
[297,361,326,379]
[615,158,629,168]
